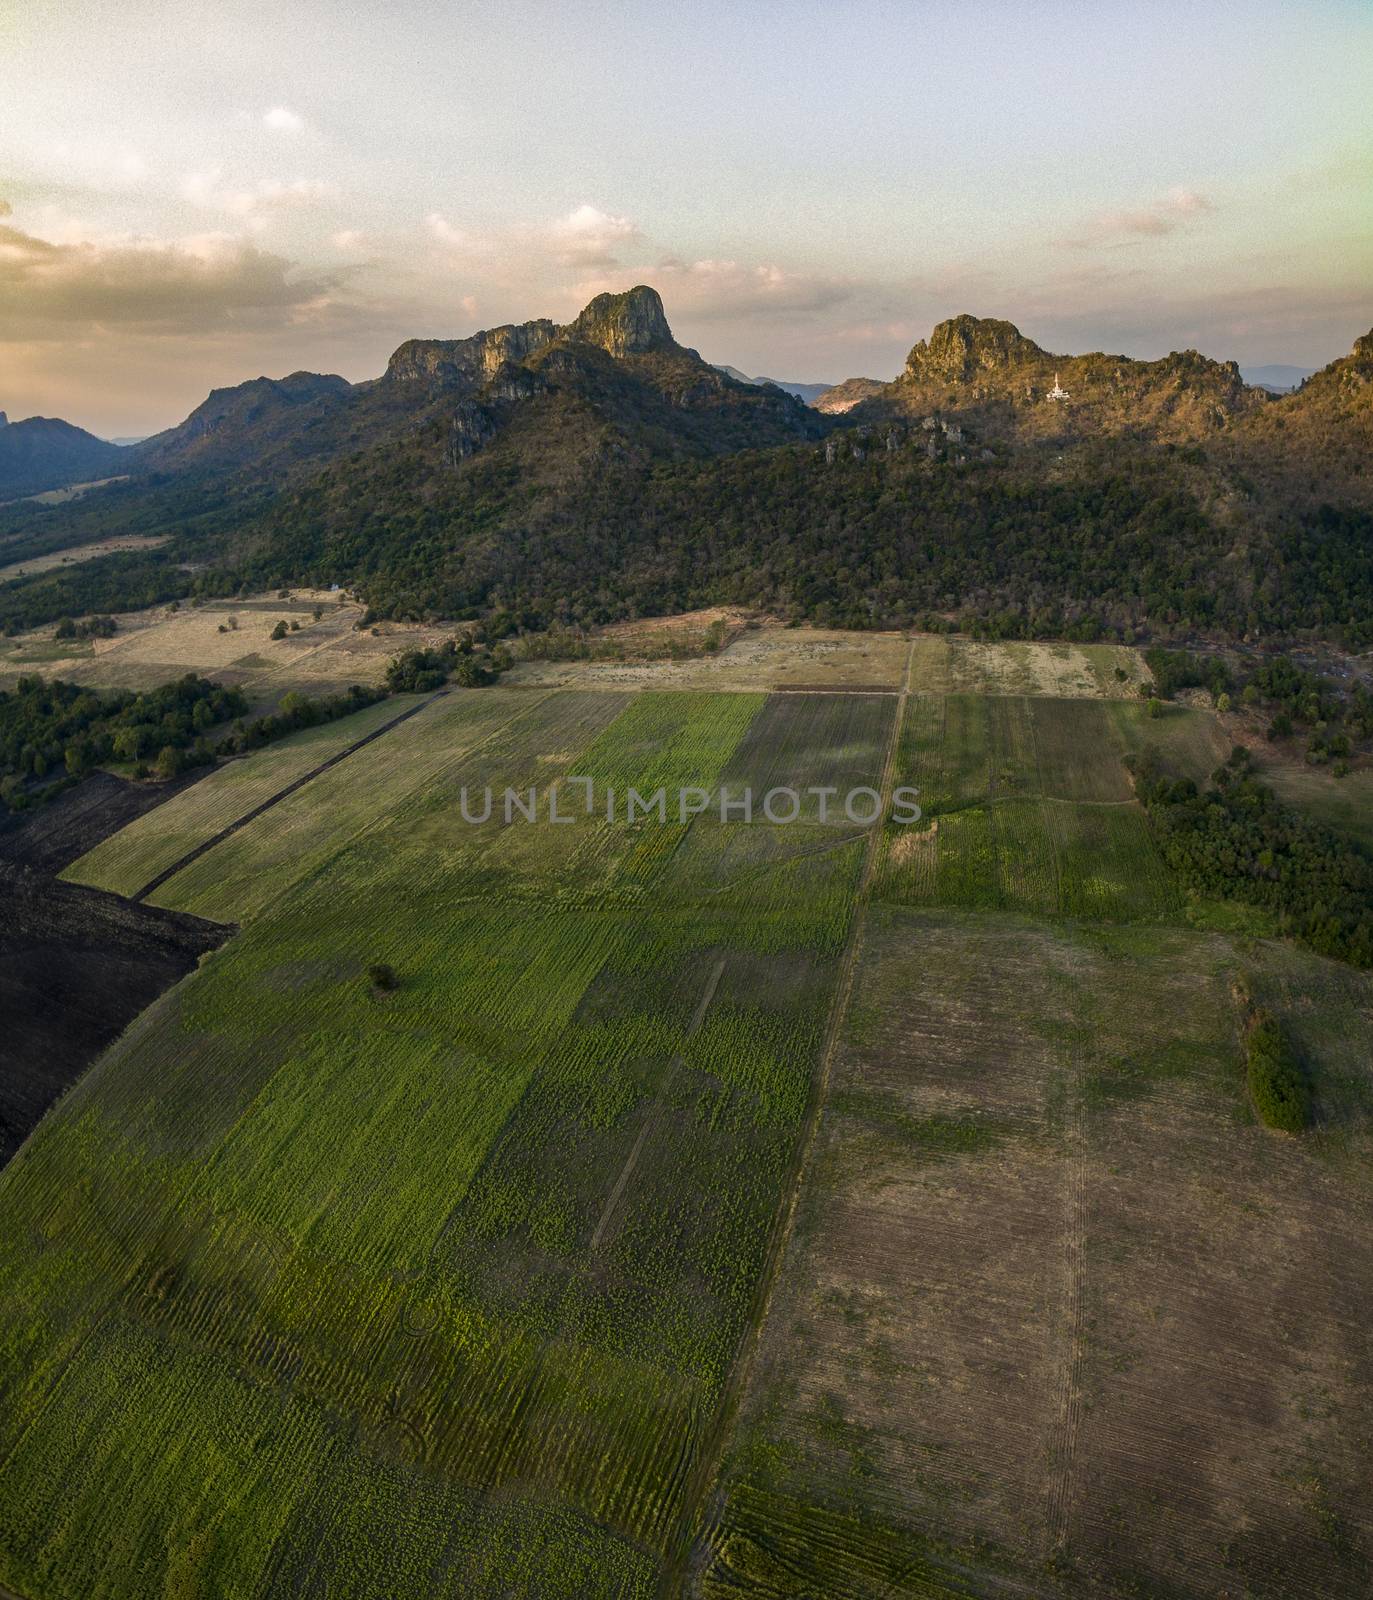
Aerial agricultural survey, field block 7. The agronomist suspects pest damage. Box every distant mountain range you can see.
[711,367,833,405]
[1,288,1369,647]
[0,413,127,500]
[1239,364,1316,393]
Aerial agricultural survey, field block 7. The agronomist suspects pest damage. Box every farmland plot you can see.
[0,688,897,1599]
[142,688,609,922]
[61,692,429,899]
[874,694,1179,922]
[698,911,1373,1598]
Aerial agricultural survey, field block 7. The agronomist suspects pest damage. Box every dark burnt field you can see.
[0,773,229,1166]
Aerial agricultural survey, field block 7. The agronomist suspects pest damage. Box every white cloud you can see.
[637,256,854,320]
[1061,188,1217,248]
[426,212,469,250]
[263,106,305,134]
[182,170,335,223]
[547,204,640,268]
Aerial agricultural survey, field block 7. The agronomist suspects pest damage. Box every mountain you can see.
[710,367,833,405]
[2,295,1370,653]
[0,413,127,500]
[1226,329,1373,509]
[135,372,356,478]
[814,378,886,414]
[845,313,1270,444]
[1241,364,1316,393]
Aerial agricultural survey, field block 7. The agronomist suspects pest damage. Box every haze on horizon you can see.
[2,0,1370,437]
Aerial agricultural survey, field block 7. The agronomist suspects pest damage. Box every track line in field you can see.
[660,639,916,1595]
[590,957,726,1255]
[1046,1061,1088,1552]
[128,690,447,903]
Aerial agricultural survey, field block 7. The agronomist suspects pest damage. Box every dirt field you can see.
[701,910,1373,1597]
[0,593,460,704]
[510,625,913,693]
[0,533,168,583]
[908,636,1151,698]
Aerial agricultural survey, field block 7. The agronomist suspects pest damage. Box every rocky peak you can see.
[563,286,676,357]
[0,411,7,427]
[904,315,1046,383]
[386,320,557,386]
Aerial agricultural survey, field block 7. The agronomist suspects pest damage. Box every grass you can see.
[62,692,427,898]
[4,654,1369,1599]
[873,694,1180,922]
[0,688,882,1598]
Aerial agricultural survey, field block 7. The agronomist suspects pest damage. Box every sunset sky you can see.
[3,0,1371,435]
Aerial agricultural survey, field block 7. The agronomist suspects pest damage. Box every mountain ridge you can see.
[2,295,1370,649]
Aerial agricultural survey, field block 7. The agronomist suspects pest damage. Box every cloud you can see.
[1060,188,1217,248]
[426,212,468,249]
[0,216,338,340]
[263,107,305,134]
[182,170,335,225]
[637,256,855,321]
[547,205,640,269]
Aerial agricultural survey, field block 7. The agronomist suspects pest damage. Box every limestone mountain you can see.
[1228,327,1373,509]
[814,377,886,414]
[4,294,1370,652]
[846,314,1270,443]
[130,287,816,492]
[0,414,127,500]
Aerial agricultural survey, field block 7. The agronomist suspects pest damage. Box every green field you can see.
[3,669,1371,1599]
[61,692,430,899]
[872,694,1182,921]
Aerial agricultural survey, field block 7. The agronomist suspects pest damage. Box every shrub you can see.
[270,620,289,640]
[367,962,398,992]
[1247,1010,1309,1132]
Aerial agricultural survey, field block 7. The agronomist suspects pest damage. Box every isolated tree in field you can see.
[367,962,399,992]
[270,620,289,640]
[1247,1010,1310,1132]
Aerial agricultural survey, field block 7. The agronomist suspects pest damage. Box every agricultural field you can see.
[1257,757,1373,851]
[510,623,913,693]
[906,637,1151,699]
[2,637,1371,1599]
[873,694,1182,922]
[0,591,460,701]
[0,686,891,1599]
[0,532,166,584]
[61,692,430,899]
[700,913,1373,1599]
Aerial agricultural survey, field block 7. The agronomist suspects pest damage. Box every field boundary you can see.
[662,639,917,1593]
[128,690,447,903]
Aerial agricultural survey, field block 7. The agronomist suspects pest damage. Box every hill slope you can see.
[2,298,1370,648]
[0,414,127,500]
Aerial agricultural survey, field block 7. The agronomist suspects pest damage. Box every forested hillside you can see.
[2,296,1370,646]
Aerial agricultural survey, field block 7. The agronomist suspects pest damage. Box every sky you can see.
[2,0,1371,436]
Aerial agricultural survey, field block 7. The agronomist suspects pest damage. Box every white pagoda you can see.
[1047,372,1070,401]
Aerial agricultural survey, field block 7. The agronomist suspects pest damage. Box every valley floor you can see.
[0,632,1369,1598]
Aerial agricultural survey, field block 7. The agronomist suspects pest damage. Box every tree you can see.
[154,744,184,780]
[270,620,289,640]
[367,962,398,991]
